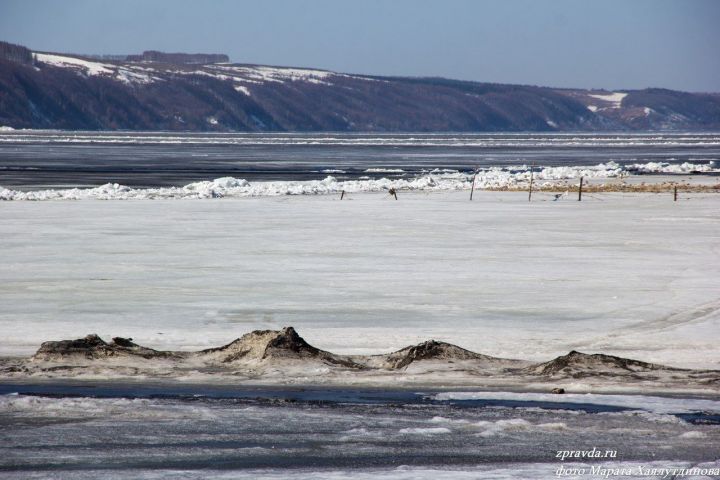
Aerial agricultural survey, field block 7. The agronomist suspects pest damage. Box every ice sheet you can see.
[1,392,718,477]
[0,190,718,369]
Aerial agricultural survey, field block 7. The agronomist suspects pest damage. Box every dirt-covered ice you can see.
[4,328,717,393]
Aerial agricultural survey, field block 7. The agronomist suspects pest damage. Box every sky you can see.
[1,0,719,92]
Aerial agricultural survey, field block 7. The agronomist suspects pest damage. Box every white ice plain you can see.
[0,190,718,370]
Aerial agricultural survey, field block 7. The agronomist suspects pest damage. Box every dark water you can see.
[0,383,633,413]
[0,131,718,189]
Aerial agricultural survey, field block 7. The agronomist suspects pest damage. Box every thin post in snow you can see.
[470,170,478,201]
[674,185,678,202]
[340,190,345,200]
[528,164,534,202]
[578,176,584,202]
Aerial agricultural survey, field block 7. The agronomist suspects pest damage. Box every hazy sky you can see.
[1,0,718,92]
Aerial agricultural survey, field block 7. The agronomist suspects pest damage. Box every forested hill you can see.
[1,41,719,131]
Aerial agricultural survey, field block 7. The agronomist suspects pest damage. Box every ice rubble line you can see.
[0,162,716,201]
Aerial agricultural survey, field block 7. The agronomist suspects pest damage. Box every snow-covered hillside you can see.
[2,41,718,131]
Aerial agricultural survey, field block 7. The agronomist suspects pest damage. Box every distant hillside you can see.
[1,41,719,131]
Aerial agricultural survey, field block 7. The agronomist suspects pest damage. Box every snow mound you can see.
[627,161,716,174]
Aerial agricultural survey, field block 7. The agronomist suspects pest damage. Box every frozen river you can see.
[1,190,718,369]
[1,132,719,478]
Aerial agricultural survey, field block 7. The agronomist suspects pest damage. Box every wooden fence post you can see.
[528,165,534,202]
[470,171,477,201]
[578,177,584,202]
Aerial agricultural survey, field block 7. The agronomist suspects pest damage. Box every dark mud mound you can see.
[33,334,180,361]
[22,329,719,389]
[530,350,720,384]
[379,340,507,370]
[530,350,679,378]
[199,327,365,369]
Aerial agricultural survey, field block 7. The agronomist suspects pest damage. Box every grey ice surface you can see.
[1,390,719,478]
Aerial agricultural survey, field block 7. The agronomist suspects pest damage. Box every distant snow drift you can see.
[0,161,716,201]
